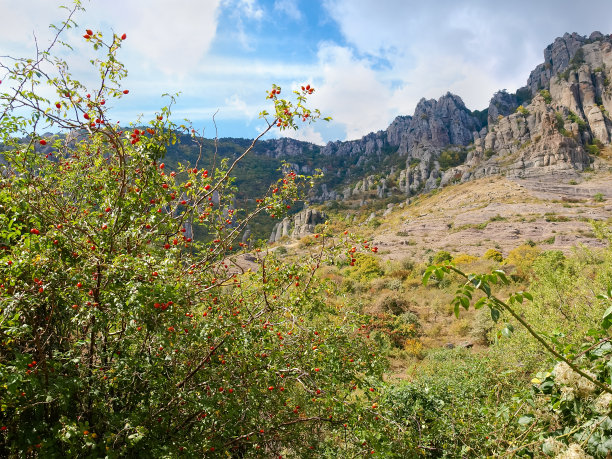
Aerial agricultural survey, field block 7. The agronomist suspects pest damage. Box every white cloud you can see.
[321,0,612,111]
[224,93,255,119]
[283,125,325,145]
[307,44,395,140]
[274,0,302,21]
[235,0,264,20]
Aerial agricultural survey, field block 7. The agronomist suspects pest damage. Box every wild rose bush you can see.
[0,6,386,457]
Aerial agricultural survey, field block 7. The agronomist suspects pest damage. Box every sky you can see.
[1,0,612,145]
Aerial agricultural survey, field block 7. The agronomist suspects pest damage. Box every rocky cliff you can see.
[256,31,611,218]
[268,207,327,243]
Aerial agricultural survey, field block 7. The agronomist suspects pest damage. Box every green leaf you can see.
[515,293,524,303]
[493,270,509,285]
[490,308,500,323]
[474,297,487,309]
[422,268,434,286]
[518,415,535,425]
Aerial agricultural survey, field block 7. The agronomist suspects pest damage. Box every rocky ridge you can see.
[264,32,612,242]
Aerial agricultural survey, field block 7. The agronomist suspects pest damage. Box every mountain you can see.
[160,31,612,242]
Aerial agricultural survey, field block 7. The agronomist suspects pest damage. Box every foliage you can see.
[568,110,588,132]
[346,253,383,282]
[483,249,504,263]
[374,291,411,315]
[588,143,602,156]
[0,9,385,457]
[380,348,524,457]
[451,253,478,265]
[438,148,467,171]
[516,87,533,106]
[365,313,420,349]
[423,241,612,456]
[540,89,553,104]
[431,250,452,264]
[504,243,541,279]
[516,105,529,116]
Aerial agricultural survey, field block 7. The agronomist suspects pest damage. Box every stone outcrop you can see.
[268,207,327,243]
[487,90,519,125]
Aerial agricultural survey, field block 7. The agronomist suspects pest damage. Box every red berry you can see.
[39,139,47,146]
[123,90,129,94]
[121,33,127,40]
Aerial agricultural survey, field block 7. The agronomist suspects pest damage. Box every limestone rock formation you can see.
[255,31,611,207]
[268,207,328,243]
[488,90,519,125]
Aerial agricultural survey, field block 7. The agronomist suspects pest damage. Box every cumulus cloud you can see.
[324,0,612,108]
[0,0,222,76]
[306,44,395,140]
[283,125,325,145]
[274,0,302,21]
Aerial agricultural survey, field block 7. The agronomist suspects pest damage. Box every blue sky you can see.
[2,0,612,144]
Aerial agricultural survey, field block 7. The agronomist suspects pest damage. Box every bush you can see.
[0,10,386,457]
[540,89,552,104]
[438,148,468,171]
[452,253,478,265]
[347,253,383,281]
[431,250,453,264]
[504,244,541,278]
[366,313,420,348]
[483,249,504,262]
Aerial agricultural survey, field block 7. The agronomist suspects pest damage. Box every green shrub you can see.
[347,253,383,281]
[483,249,504,262]
[587,143,601,155]
[540,89,552,104]
[431,250,453,264]
[0,12,387,457]
[438,148,468,171]
[504,243,541,278]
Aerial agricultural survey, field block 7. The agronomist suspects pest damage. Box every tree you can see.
[0,5,385,457]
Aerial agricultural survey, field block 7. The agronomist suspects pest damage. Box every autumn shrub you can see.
[451,253,478,265]
[365,313,420,348]
[504,243,541,279]
[483,248,504,262]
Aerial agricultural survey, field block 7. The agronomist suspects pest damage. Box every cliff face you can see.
[439,32,612,185]
[264,31,612,242]
[258,31,611,222]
